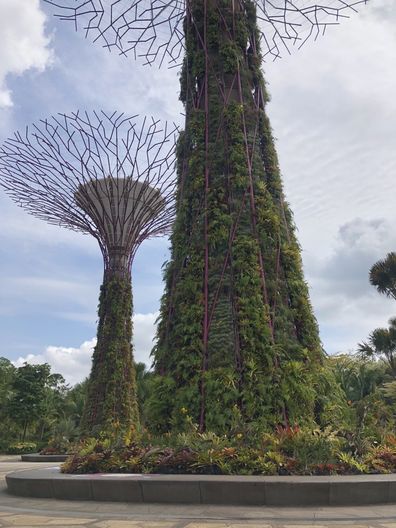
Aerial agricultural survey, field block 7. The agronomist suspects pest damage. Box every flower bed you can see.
[61,427,396,476]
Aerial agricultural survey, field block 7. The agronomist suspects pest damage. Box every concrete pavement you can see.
[2,456,396,527]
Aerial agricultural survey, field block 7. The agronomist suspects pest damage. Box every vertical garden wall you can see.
[151,0,324,433]
[81,273,139,436]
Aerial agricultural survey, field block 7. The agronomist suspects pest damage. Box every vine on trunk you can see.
[151,0,324,433]
[81,274,139,436]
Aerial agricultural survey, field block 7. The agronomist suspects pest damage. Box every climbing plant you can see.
[150,0,325,433]
[81,275,139,436]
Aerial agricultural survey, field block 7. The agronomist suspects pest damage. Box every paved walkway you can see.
[1,456,396,527]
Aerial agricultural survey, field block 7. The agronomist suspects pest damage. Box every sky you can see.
[0,0,395,386]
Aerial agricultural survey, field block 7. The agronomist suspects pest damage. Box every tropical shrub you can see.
[60,427,396,476]
[7,441,37,454]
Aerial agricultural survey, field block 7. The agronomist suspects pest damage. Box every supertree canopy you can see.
[45,0,367,66]
[0,111,177,435]
[44,0,368,432]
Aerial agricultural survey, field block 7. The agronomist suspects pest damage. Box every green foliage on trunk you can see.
[147,0,322,432]
[81,274,139,436]
[150,0,324,432]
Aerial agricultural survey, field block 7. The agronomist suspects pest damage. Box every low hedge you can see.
[6,442,37,454]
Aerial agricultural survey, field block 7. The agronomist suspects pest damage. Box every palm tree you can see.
[358,318,396,377]
[332,354,386,402]
[369,252,396,300]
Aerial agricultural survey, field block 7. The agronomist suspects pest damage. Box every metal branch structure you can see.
[45,0,368,66]
[0,111,177,434]
[41,0,369,433]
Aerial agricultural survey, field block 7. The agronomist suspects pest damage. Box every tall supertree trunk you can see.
[81,265,139,436]
[151,0,323,433]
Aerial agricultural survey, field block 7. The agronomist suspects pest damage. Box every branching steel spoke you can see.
[44,0,368,66]
[0,111,178,272]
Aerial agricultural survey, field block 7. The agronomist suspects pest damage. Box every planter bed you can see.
[20,453,69,463]
[6,467,396,506]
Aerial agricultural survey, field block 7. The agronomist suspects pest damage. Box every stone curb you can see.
[6,467,396,506]
[20,454,69,462]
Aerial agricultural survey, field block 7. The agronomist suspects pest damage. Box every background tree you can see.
[6,363,62,441]
[358,318,396,378]
[331,354,390,454]
[332,354,387,403]
[135,362,154,423]
[36,372,68,441]
[0,357,15,406]
[63,380,88,427]
[369,252,396,300]
[0,358,17,450]
[0,363,88,452]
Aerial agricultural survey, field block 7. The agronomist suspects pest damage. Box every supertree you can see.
[0,111,177,435]
[44,0,368,432]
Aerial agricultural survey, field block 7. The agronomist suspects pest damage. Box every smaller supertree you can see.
[0,111,177,435]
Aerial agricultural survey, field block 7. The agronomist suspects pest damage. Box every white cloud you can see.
[12,312,158,385]
[264,0,396,254]
[0,0,52,107]
[133,312,158,366]
[0,275,99,318]
[13,339,94,386]
[259,1,396,355]
[0,197,99,253]
[307,218,396,354]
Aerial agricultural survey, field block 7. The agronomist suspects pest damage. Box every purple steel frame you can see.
[45,0,368,67]
[0,111,178,275]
